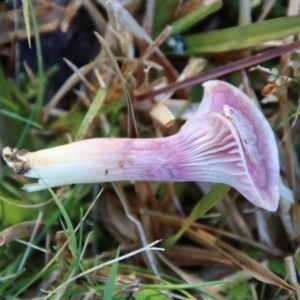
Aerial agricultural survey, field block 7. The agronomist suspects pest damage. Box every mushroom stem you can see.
[2,137,186,191]
[2,80,280,211]
[1,121,230,191]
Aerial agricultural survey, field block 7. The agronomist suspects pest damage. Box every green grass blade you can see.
[0,97,20,113]
[0,108,42,129]
[8,79,31,112]
[153,0,178,37]
[21,0,31,48]
[171,1,222,34]
[16,110,34,148]
[275,111,300,130]
[103,248,120,300]
[163,184,230,249]
[16,0,44,148]
[27,0,44,122]
[46,186,78,259]
[12,186,87,297]
[75,88,106,141]
[183,15,300,53]
[0,65,11,102]
[296,249,300,277]
[134,289,169,300]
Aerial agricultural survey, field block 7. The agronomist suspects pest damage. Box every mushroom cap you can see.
[181,80,280,211]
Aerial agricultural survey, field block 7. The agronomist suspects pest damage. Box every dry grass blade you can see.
[74,89,92,109]
[115,3,189,99]
[238,0,251,26]
[17,212,44,272]
[147,211,282,255]
[285,256,300,297]
[143,0,154,35]
[257,0,276,21]
[0,4,63,45]
[0,221,45,246]
[157,252,225,300]
[23,61,36,86]
[187,229,296,293]
[112,182,160,278]
[94,31,138,137]
[60,0,82,32]
[82,0,107,34]
[137,25,173,64]
[164,246,237,268]
[217,202,253,239]
[63,58,98,94]
[140,57,208,104]
[43,58,101,122]
[0,195,53,208]
[101,193,137,242]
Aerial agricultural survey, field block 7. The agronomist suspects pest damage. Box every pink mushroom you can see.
[2,80,280,211]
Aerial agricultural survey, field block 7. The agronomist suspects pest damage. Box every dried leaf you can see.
[0,221,45,246]
[55,231,73,261]
[262,83,278,96]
